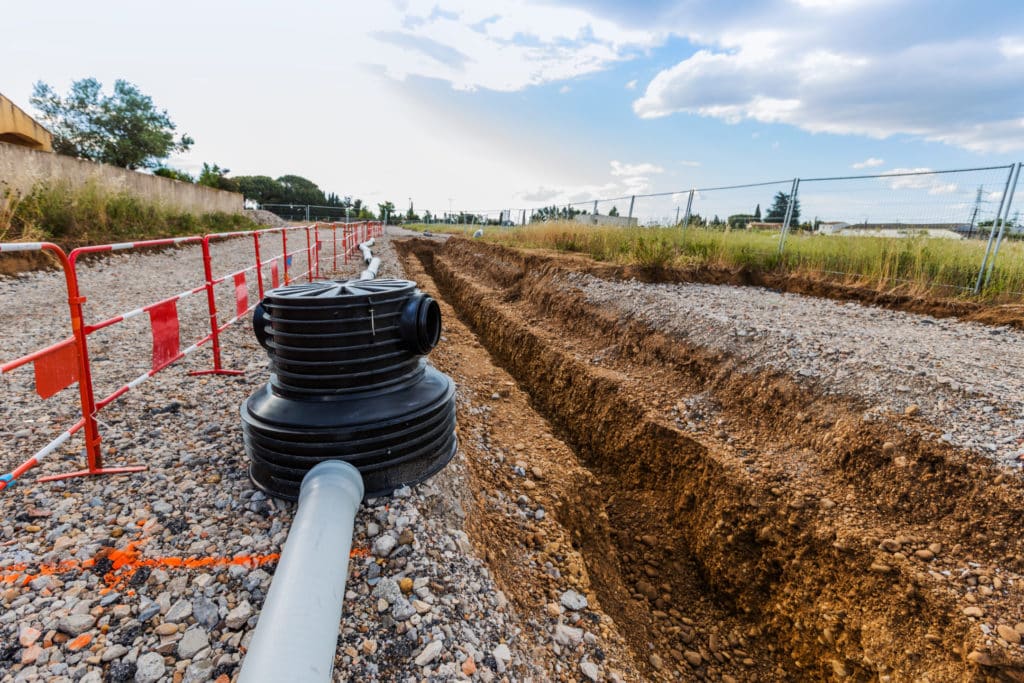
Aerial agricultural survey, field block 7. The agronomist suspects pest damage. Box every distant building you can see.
[815,221,850,235]
[0,93,52,152]
[836,223,966,240]
[575,214,638,228]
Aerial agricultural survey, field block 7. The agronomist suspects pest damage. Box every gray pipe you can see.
[238,460,364,683]
[359,238,375,264]
[359,256,381,281]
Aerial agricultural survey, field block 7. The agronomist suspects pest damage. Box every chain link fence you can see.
[428,163,1022,296]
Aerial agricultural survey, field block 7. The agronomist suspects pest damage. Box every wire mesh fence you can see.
[416,163,1023,297]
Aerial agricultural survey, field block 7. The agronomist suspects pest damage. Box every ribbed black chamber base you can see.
[241,365,457,500]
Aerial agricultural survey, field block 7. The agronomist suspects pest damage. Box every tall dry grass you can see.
[407,221,1024,300]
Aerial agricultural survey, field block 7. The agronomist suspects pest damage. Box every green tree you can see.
[608,205,620,216]
[727,214,755,230]
[31,78,193,169]
[378,201,396,223]
[405,201,419,222]
[276,175,326,205]
[754,203,761,220]
[765,192,801,224]
[197,163,238,192]
[235,175,284,204]
[152,166,195,183]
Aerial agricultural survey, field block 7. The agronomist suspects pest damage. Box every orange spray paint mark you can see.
[3,540,373,590]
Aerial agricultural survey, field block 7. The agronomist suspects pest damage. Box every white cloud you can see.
[881,168,959,195]
[632,13,1024,153]
[559,85,571,94]
[625,79,638,89]
[610,160,664,176]
[852,157,884,169]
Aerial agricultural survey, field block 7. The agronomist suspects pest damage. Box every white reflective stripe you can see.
[0,242,44,252]
[122,307,145,321]
[33,429,74,464]
[181,342,201,355]
[111,242,135,250]
[174,237,192,244]
[127,372,149,390]
[178,290,193,301]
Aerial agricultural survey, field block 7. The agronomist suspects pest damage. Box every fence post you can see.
[253,232,265,300]
[189,236,242,377]
[305,205,310,222]
[984,161,1021,289]
[332,225,338,273]
[975,164,1016,293]
[777,178,800,254]
[628,195,635,220]
[282,230,290,285]
[305,227,314,283]
[682,190,694,228]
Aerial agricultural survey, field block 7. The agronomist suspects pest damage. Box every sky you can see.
[4,0,1024,224]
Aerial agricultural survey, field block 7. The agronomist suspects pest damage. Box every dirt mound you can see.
[398,236,1024,681]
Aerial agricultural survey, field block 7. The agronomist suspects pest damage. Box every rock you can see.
[373,534,397,557]
[178,627,209,659]
[20,644,42,664]
[649,653,664,670]
[881,442,896,455]
[462,656,477,676]
[399,577,414,594]
[915,549,935,561]
[226,600,253,629]
[366,522,380,537]
[580,661,601,681]
[397,528,415,546]
[963,606,984,618]
[193,597,219,629]
[553,624,584,647]
[414,640,443,666]
[134,651,166,683]
[492,643,512,673]
[636,580,659,600]
[967,650,995,666]
[138,602,161,622]
[412,599,431,614]
[19,625,41,647]
[998,625,1022,644]
[165,598,193,623]
[392,597,416,621]
[58,613,96,636]
[362,639,378,655]
[684,650,702,666]
[155,622,178,636]
[183,660,215,683]
[102,644,129,662]
[560,589,588,611]
[108,660,137,682]
[904,404,920,416]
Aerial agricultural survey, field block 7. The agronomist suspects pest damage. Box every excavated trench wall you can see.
[399,237,1024,682]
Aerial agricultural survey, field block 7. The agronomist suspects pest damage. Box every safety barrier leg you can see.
[190,236,244,377]
[253,233,265,300]
[305,227,314,283]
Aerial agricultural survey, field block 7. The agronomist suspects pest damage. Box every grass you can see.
[405,221,1024,300]
[0,180,258,248]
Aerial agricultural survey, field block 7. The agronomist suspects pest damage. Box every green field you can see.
[406,222,1024,300]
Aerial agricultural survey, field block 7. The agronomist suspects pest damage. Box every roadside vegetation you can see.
[405,221,1024,301]
[0,181,258,248]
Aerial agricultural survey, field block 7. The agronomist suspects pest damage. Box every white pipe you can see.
[358,238,375,264]
[359,256,381,281]
[238,461,364,683]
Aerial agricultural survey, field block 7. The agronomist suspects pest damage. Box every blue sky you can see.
[4,0,1024,223]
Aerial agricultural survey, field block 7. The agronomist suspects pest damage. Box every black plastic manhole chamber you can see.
[240,278,457,500]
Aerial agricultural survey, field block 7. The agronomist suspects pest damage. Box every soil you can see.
[395,236,1024,682]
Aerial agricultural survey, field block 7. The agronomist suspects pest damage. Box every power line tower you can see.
[966,186,983,239]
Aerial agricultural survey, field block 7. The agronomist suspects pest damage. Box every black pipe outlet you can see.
[241,278,457,500]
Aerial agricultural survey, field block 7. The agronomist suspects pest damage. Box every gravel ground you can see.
[0,236,526,682]
[566,273,1024,467]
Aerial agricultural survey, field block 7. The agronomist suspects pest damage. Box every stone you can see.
[553,624,584,647]
[165,598,192,623]
[649,653,664,670]
[373,534,397,558]
[414,640,443,667]
[967,650,994,666]
[226,601,253,629]
[193,597,219,629]
[580,661,601,681]
[102,644,129,662]
[183,660,215,683]
[998,625,1022,644]
[58,613,96,636]
[904,404,920,416]
[366,522,380,537]
[362,639,378,656]
[21,644,42,664]
[178,627,209,659]
[684,650,702,666]
[134,651,166,683]
[915,549,935,561]
[560,589,588,611]
[399,577,414,594]
[397,528,415,546]
[19,625,41,647]
[492,643,512,673]
[462,656,477,676]
[963,606,984,618]
[392,597,416,621]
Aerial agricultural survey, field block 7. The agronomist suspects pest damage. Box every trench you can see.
[397,237,1024,682]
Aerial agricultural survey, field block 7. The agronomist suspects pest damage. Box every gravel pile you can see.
[0,236,523,682]
[566,273,1024,467]
[241,210,289,227]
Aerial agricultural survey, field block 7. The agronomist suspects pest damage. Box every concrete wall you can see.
[0,141,242,214]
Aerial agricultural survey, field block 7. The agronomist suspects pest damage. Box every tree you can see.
[608,205,620,216]
[765,192,801,224]
[754,204,761,220]
[153,166,195,183]
[378,201,396,223]
[31,78,193,169]
[727,214,755,230]
[235,175,283,204]
[405,201,420,222]
[197,163,238,192]
[277,175,326,205]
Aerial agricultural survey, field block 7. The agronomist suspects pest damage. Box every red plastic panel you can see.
[148,300,180,372]
[234,272,248,317]
[271,260,280,289]
[33,339,80,399]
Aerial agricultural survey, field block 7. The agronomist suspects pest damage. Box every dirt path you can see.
[396,236,1024,682]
